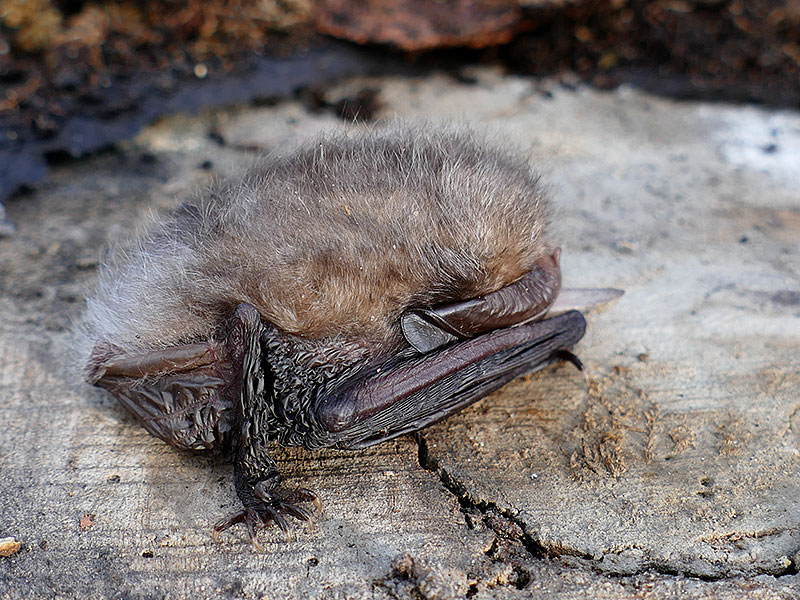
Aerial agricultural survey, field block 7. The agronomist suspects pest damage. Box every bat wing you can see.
[401,251,561,353]
[314,310,586,450]
[89,342,238,451]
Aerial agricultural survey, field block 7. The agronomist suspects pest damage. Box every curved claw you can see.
[271,509,291,536]
[288,488,323,513]
[282,503,314,524]
[212,510,246,542]
[211,489,321,548]
[245,512,262,551]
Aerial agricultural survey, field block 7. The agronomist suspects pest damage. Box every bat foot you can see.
[212,488,321,549]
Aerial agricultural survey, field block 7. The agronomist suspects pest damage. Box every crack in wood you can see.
[413,432,800,580]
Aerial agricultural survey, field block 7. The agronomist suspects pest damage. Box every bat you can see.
[78,123,622,548]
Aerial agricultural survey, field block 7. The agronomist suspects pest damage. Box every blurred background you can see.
[2,0,799,218]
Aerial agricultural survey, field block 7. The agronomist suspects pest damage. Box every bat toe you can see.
[212,488,321,549]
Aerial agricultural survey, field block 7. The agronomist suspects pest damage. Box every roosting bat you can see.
[79,123,621,548]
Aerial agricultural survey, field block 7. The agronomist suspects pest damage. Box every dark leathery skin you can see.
[402,251,562,353]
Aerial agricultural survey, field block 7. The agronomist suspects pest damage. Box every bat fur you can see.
[79,122,553,370]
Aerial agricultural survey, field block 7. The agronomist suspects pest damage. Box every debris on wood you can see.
[0,537,21,557]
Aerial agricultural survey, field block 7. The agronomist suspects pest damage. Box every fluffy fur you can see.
[79,122,552,362]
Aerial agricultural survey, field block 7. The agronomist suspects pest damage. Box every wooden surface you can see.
[1,69,799,599]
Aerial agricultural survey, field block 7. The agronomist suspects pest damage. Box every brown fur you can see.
[79,122,553,359]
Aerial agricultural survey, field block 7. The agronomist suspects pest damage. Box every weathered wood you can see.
[1,70,798,599]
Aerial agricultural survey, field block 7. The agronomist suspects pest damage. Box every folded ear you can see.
[401,251,561,353]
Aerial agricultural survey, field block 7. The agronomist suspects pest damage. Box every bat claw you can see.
[553,349,583,371]
[286,487,322,513]
[211,488,321,548]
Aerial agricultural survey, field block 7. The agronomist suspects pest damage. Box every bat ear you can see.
[401,251,562,354]
[401,312,459,353]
